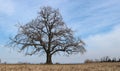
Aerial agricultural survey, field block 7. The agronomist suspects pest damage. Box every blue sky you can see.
[0,0,120,64]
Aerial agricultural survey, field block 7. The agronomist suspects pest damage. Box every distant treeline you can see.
[0,56,120,64]
[85,56,120,63]
[100,56,120,62]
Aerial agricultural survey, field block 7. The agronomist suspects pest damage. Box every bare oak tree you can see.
[9,6,86,64]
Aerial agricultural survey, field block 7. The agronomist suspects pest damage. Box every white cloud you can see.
[0,0,15,15]
[67,0,120,36]
[85,24,120,59]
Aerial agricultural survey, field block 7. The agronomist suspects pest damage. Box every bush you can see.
[84,59,94,63]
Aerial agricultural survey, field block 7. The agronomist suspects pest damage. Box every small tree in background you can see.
[9,6,86,64]
[0,59,1,63]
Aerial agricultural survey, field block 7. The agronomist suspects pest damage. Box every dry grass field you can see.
[0,62,120,71]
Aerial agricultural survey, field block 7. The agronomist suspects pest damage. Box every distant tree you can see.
[101,56,111,62]
[9,6,86,64]
[107,58,111,62]
[105,56,110,62]
[118,58,120,62]
[112,58,116,62]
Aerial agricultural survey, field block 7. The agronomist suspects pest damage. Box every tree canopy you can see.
[9,6,86,64]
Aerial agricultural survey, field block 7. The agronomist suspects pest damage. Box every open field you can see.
[0,62,120,71]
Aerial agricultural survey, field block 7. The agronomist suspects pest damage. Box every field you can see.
[0,62,120,71]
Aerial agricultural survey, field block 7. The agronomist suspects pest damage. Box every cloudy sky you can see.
[0,0,120,64]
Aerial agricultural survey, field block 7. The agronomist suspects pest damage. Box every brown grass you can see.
[0,62,120,71]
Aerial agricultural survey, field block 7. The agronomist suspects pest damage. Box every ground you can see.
[0,62,120,71]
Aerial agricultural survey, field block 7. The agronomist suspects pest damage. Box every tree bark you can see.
[46,53,52,64]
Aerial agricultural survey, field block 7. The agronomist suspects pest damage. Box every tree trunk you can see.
[46,53,52,64]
